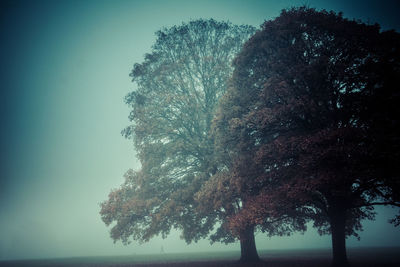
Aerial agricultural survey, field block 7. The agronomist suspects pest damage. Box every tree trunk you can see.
[239,225,260,263]
[330,207,349,267]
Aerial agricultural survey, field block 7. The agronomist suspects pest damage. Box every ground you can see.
[0,247,399,267]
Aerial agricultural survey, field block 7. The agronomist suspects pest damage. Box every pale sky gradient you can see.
[0,0,399,261]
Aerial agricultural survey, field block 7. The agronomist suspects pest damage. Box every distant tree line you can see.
[100,7,400,267]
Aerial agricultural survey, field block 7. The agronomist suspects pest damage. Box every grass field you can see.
[1,247,399,267]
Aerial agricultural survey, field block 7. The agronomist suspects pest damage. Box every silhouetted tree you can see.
[100,19,255,257]
[212,7,400,266]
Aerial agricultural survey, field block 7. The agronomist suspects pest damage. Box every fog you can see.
[1,0,399,261]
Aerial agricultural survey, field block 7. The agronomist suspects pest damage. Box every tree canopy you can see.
[100,19,254,246]
[100,8,400,266]
[211,7,400,266]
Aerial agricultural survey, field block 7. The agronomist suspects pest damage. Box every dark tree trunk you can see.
[239,225,260,263]
[330,206,349,267]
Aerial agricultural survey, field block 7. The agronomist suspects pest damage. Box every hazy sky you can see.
[1,0,399,261]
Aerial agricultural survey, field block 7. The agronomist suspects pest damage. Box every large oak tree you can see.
[100,19,254,255]
[213,7,400,267]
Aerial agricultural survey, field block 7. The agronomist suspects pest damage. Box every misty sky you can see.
[1,0,400,261]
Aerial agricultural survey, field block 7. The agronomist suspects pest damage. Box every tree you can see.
[213,7,400,267]
[100,19,255,254]
[196,72,308,262]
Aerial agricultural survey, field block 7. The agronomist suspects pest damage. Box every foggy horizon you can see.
[1,0,400,262]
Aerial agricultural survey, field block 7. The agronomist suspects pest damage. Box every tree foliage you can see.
[100,19,254,245]
[211,7,400,266]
